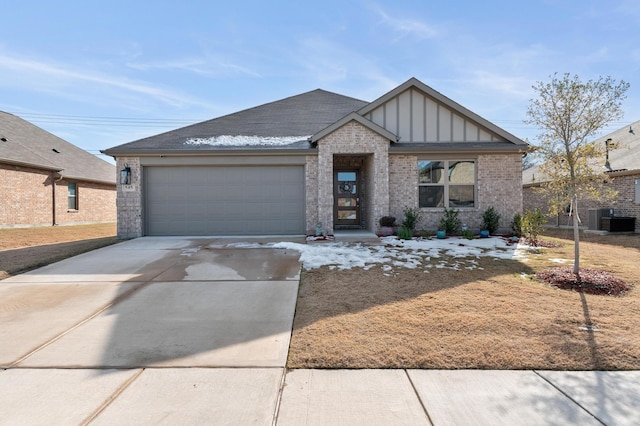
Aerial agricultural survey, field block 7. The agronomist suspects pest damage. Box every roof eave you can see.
[102,147,316,158]
[390,143,528,155]
[0,158,62,172]
[61,174,116,186]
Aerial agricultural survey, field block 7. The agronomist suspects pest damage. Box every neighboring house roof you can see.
[104,89,368,155]
[0,111,116,184]
[523,119,640,185]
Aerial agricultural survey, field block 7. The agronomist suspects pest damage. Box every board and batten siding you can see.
[364,88,502,143]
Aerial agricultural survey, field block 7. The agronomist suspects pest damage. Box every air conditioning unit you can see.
[588,208,614,230]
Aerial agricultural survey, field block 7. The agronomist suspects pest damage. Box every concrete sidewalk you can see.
[1,368,639,424]
[1,237,639,424]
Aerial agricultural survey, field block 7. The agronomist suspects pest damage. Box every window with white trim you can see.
[418,160,475,208]
[68,182,78,210]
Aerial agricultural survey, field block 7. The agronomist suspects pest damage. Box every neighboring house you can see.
[103,78,528,238]
[523,119,640,232]
[0,111,116,227]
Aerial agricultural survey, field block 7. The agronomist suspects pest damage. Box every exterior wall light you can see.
[120,165,132,185]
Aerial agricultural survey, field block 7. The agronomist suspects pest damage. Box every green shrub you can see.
[482,206,501,234]
[439,207,461,234]
[397,226,413,240]
[401,207,421,233]
[521,208,545,241]
[461,229,474,240]
[511,213,523,237]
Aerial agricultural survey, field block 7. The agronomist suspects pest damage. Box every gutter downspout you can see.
[52,171,64,226]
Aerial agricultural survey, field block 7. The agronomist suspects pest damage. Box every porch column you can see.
[317,146,334,234]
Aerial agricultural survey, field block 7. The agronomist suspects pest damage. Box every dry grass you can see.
[287,229,640,370]
[0,223,118,280]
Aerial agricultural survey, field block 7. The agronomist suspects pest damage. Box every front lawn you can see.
[286,230,640,370]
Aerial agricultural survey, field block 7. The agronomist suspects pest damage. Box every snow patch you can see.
[226,236,535,272]
[184,135,310,147]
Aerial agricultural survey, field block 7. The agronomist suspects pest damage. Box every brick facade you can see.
[523,171,640,232]
[476,153,523,232]
[387,153,523,233]
[314,121,390,234]
[304,155,319,233]
[388,155,418,224]
[0,163,115,227]
[309,121,524,235]
[115,157,143,238]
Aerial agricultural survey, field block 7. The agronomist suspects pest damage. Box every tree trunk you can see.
[573,196,580,275]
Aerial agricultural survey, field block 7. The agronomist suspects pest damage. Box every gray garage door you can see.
[144,166,305,235]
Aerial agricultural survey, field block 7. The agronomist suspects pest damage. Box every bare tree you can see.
[525,73,629,275]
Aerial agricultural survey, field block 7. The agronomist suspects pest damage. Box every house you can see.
[103,78,528,238]
[0,112,116,227]
[523,119,640,232]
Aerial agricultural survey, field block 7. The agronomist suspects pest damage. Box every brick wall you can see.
[389,155,418,224]
[476,154,523,232]
[388,153,523,233]
[116,157,143,238]
[305,155,319,233]
[55,180,116,225]
[0,164,54,226]
[0,163,116,227]
[315,121,390,234]
[524,171,640,232]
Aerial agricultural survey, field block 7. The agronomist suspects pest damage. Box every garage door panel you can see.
[145,166,305,236]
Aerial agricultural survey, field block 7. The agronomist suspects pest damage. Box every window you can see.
[68,182,78,210]
[419,160,475,208]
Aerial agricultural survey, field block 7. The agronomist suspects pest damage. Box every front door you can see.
[334,170,360,227]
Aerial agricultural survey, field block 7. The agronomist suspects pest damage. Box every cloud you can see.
[127,56,261,78]
[0,52,215,110]
[367,3,439,40]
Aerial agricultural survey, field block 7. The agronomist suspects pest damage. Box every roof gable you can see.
[0,112,116,184]
[310,112,398,144]
[359,77,527,146]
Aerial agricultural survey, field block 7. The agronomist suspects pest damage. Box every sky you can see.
[2,0,639,164]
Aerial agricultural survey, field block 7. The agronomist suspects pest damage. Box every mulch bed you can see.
[535,266,633,296]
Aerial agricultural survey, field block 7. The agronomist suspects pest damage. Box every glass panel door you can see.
[334,170,360,226]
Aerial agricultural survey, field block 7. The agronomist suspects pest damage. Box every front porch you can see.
[311,119,392,236]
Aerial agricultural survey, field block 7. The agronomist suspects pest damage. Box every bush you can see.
[379,216,396,227]
[402,207,421,233]
[482,207,501,234]
[439,207,461,234]
[397,226,413,240]
[461,229,474,240]
[511,213,523,237]
[521,208,545,241]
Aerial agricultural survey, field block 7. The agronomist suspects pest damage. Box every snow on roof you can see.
[184,135,311,147]
[226,236,537,273]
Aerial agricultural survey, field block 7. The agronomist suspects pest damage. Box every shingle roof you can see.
[0,111,116,184]
[523,119,640,184]
[104,89,368,154]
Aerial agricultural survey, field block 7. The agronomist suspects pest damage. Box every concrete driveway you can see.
[1,236,302,369]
